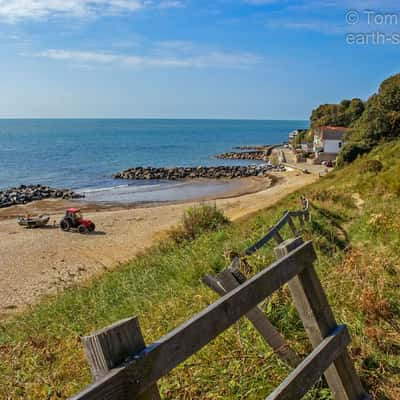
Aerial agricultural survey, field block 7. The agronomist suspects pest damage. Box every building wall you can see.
[324,139,343,153]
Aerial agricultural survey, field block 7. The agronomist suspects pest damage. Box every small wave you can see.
[79,183,166,194]
[79,184,129,194]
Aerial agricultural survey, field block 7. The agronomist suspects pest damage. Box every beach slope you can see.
[0,172,316,316]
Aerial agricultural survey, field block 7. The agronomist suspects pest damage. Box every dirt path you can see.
[0,172,317,317]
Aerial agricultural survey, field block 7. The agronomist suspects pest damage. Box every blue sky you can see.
[0,0,400,119]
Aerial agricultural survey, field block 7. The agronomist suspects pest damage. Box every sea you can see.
[0,119,308,203]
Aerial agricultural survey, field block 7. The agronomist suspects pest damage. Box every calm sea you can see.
[0,119,308,202]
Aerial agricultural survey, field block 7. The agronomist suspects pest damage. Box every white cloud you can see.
[0,0,184,21]
[37,48,262,69]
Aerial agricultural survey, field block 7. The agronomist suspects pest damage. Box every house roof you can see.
[316,126,349,140]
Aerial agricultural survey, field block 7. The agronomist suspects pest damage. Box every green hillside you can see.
[309,72,400,167]
[1,140,399,399]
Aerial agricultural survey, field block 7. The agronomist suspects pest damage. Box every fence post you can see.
[273,230,284,244]
[286,215,297,236]
[274,238,368,400]
[82,317,161,400]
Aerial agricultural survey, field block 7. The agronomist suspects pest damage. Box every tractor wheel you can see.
[60,219,71,232]
[78,225,88,234]
[88,223,95,232]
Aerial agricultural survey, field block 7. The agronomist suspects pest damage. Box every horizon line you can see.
[0,117,309,122]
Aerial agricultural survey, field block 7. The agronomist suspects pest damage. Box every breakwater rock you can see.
[233,145,270,150]
[0,185,84,209]
[215,151,267,161]
[217,145,279,161]
[114,165,285,180]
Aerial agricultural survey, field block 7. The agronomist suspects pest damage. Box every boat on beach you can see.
[17,215,50,228]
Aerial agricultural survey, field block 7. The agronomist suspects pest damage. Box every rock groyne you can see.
[0,185,84,209]
[233,145,270,150]
[114,165,285,180]
[216,145,279,161]
[215,151,268,161]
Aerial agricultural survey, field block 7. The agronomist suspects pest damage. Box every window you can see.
[338,142,342,148]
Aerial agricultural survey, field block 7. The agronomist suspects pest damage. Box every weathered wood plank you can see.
[298,213,305,228]
[82,317,161,400]
[275,238,368,400]
[286,215,297,236]
[71,241,316,400]
[216,270,301,368]
[266,325,350,400]
[202,273,225,295]
[273,231,284,244]
[244,213,289,255]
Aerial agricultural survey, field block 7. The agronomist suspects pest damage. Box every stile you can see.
[274,238,368,400]
[71,241,316,400]
[206,270,301,368]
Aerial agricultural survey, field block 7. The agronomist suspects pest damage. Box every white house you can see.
[313,126,349,161]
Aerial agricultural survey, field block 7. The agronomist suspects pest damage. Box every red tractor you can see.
[60,208,95,234]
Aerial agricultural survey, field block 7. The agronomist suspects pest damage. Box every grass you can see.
[1,141,400,399]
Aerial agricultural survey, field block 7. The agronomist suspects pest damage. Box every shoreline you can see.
[0,176,274,221]
[0,170,317,319]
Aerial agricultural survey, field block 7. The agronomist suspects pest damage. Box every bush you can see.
[337,142,371,166]
[360,159,383,174]
[168,203,230,244]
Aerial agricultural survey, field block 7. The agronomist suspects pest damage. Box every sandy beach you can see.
[0,171,317,318]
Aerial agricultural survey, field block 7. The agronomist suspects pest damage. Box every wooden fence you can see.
[244,195,309,256]
[70,198,369,400]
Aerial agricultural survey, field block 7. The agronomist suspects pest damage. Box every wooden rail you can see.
[70,235,368,399]
[204,197,311,367]
[244,196,309,255]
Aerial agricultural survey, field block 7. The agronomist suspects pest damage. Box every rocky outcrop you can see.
[0,185,84,208]
[114,165,285,181]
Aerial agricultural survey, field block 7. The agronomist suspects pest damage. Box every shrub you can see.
[336,142,371,165]
[360,159,383,174]
[168,203,230,244]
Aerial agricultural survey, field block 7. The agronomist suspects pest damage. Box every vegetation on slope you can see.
[1,142,400,399]
[310,98,365,129]
[309,73,400,165]
[168,203,230,244]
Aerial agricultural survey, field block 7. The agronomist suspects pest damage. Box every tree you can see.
[313,73,400,165]
[310,98,364,128]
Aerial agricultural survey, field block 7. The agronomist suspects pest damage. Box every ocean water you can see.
[0,119,308,203]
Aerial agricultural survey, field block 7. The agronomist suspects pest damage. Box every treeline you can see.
[310,73,400,164]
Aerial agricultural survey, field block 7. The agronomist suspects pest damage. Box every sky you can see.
[1,0,400,119]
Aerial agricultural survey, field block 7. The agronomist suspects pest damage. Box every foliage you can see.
[310,98,365,128]
[336,142,372,166]
[360,160,383,174]
[310,73,400,165]
[292,129,311,147]
[336,74,400,164]
[168,203,230,244]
